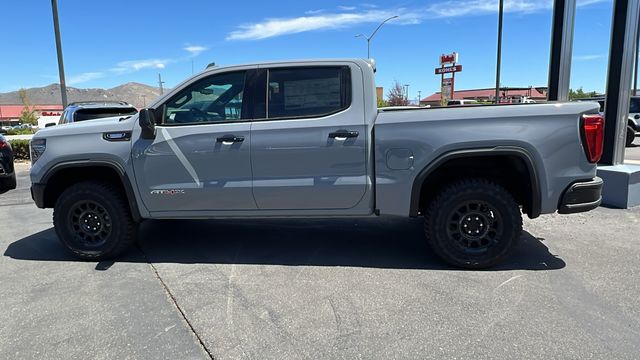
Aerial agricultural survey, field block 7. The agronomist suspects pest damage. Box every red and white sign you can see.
[440,52,458,65]
[435,65,463,75]
[441,77,453,100]
[41,111,62,116]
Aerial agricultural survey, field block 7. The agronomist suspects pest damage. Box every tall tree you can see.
[19,89,38,125]
[387,81,408,106]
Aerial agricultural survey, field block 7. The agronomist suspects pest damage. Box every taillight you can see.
[0,140,6,149]
[581,114,604,163]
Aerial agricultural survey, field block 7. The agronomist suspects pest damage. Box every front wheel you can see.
[424,179,522,269]
[53,181,137,260]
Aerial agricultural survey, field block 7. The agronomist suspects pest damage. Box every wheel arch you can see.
[409,147,541,219]
[40,160,142,222]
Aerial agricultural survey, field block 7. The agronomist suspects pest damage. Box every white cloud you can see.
[227,9,409,40]
[427,0,608,18]
[184,45,208,56]
[577,0,608,5]
[111,59,171,74]
[68,72,105,85]
[226,0,610,41]
[425,0,546,18]
[574,54,605,61]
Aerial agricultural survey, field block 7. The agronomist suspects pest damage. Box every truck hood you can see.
[32,115,136,139]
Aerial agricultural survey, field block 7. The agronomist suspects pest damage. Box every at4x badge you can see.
[150,189,185,196]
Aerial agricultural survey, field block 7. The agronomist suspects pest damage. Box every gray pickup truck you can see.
[30,59,604,268]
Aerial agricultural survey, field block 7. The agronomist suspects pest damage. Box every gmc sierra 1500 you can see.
[30,59,604,268]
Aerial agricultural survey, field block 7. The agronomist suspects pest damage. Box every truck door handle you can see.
[216,135,245,144]
[329,130,359,140]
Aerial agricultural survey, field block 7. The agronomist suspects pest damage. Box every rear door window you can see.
[266,67,351,119]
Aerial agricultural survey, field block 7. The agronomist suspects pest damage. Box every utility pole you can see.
[355,15,399,58]
[51,0,68,107]
[635,10,640,96]
[495,0,504,104]
[141,95,146,107]
[158,73,165,95]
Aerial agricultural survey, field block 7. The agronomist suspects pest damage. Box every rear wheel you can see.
[53,181,137,260]
[424,179,522,269]
[626,125,636,147]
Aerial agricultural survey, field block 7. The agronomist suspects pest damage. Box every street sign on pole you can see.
[437,52,462,105]
[435,65,463,75]
[441,78,453,100]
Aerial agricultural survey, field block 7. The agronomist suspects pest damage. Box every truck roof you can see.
[199,58,375,74]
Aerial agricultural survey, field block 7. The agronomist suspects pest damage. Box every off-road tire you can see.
[53,181,137,260]
[424,178,522,269]
[627,125,636,147]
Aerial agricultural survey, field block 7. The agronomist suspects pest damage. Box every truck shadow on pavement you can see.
[5,217,566,271]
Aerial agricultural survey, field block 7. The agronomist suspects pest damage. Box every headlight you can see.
[30,138,46,164]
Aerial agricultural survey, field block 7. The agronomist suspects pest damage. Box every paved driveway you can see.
[1,163,639,359]
[625,135,640,163]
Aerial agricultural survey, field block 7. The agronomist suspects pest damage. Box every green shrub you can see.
[4,128,33,135]
[8,139,30,160]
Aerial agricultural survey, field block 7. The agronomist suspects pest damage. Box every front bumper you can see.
[31,183,46,208]
[558,177,603,214]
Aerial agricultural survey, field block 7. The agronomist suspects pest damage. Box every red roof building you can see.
[421,87,548,106]
[0,104,64,123]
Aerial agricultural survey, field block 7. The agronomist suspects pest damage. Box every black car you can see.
[0,134,16,192]
[58,101,138,125]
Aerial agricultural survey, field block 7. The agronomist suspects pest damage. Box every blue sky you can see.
[0,0,612,101]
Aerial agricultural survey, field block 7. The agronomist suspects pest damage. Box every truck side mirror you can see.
[139,108,156,139]
[635,114,639,120]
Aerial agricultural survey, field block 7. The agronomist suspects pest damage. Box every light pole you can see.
[495,0,504,104]
[635,9,640,96]
[51,0,68,107]
[404,84,410,103]
[355,15,399,59]
[417,90,422,105]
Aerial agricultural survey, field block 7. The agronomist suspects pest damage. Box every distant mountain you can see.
[0,82,164,108]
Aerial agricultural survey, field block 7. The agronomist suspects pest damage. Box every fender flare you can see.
[409,147,541,218]
[40,160,143,222]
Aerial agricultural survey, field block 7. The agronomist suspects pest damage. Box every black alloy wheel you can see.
[53,181,137,260]
[424,179,522,269]
[446,200,503,253]
[68,200,113,248]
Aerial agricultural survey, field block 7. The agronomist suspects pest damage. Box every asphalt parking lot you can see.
[626,134,640,162]
[1,156,639,359]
